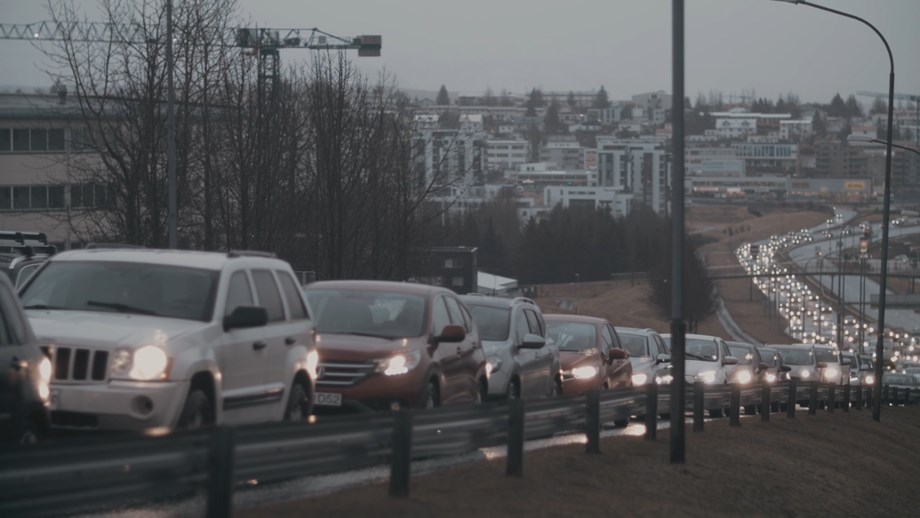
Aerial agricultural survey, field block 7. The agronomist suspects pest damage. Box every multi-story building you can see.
[484,139,529,172]
[539,139,587,171]
[731,141,798,174]
[779,120,813,142]
[542,185,632,218]
[595,137,671,215]
[632,91,672,124]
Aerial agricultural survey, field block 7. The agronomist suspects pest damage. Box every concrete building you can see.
[595,137,671,215]
[632,91,672,124]
[731,141,798,174]
[543,185,632,218]
[484,139,529,172]
[539,140,587,171]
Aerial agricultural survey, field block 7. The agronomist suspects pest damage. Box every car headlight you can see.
[824,368,840,381]
[735,370,753,384]
[865,374,875,385]
[111,346,170,381]
[306,350,319,379]
[657,374,673,385]
[800,369,811,379]
[487,356,503,374]
[632,373,649,385]
[765,372,777,383]
[695,370,718,384]
[38,356,52,401]
[572,366,598,380]
[376,350,422,376]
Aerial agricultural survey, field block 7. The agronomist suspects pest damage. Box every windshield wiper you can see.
[86,300,159,316]
[685,352,712,361]
[23,304,68,310]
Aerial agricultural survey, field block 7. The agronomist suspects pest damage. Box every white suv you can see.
[18,249,318,432]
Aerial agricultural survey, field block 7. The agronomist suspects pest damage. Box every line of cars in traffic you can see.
[0,242,905,446]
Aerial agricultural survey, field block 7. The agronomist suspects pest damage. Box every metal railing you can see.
[0,381,913,517]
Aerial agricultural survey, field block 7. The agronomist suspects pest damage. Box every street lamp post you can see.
[773,0,896,422]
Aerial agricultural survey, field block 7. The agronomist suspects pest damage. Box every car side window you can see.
[653,336,665,355]
[252,270,285,322]
[276,270,310,320]
[601,325,614,354]
[443,296,467,331]
[224,271,254,317]
[523,309,544,337]
[719,340,731,359]
[0,291,13,345]
[431,296,451,335]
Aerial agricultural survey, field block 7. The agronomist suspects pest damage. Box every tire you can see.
[709,408,724,418]
[284,382,311,422]
[506,380,520,400]
[744,404,756,415]
[614,418,629,427]
[423,381,439,409]
[178,389,214,430]
[475,379,488,405]
[550,378,562,397]
[771,402,780,413]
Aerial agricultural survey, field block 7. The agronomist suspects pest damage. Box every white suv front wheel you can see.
[284,382,311,421]
[178,389,214,430]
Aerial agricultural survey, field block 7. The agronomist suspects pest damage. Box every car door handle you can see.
[253,341,267,351]
[285,337,296,345]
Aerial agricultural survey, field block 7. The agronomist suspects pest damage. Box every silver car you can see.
[460,295,561,400]
[616,327,672,386]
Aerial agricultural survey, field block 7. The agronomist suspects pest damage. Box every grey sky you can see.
[2,0,919,105]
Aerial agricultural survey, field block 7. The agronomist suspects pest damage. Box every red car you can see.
[544,314,633,397]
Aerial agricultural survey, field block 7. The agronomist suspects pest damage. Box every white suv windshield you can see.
[20,261,218,322]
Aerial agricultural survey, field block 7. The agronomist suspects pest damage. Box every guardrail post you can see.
[808,382,818,416]
[842,382,851,412]
[729,384,741,427]
[507,398,525,477]
[761,383,770,422]
[645,382,658,441]
[389,410,413,498]
[827,385,836,413]
[585,390,600,454]
[787,379,796,419]
[855,383,863,410]
[693,381,704,433]
[206,426,235,518]
[906,388,912,405]
[883,384,890,406]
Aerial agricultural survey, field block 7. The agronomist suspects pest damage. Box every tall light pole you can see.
[669,0,687,465]
[166,0,177,248]
[772,0,896,422]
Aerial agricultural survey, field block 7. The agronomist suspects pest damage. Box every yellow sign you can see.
[845,181,866,190]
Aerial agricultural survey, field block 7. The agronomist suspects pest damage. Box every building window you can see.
[13,129,29,151]
[30,129,48,151]
[452,276,464,287]
[13,186,30,209]
[0,187,10,209]
[30,186,48,209]
[48,185,65,208]
[0,129,9,152]
[49,129,65,151]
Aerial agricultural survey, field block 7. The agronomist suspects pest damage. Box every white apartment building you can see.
[595,137,671,215]
[779,119,814,141]
[540,140,587,171]
[414,125,486,189]
[714,118,758,139]
[543,185,632,218]
[731,142,798,174]
[484,139,529,172]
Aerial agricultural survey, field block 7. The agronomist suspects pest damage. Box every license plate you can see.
[315,392,342,407]
[50,389,60,410]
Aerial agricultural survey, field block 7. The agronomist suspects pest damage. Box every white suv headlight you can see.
[112,346,170,381]
[38,356,52,401]
[695,370,718,384]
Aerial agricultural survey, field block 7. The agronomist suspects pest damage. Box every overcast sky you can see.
[2,0,918,105]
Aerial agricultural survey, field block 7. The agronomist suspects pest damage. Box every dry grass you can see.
[241,407,920,517]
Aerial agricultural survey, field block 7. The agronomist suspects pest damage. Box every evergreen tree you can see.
[567,91,577,110]
[870,97,888,115]
[436,84,450,105]
[544,99,563,134]
[812,111,827,137]
[592,85,610,109]
[828,93,847,118]
[845,95,863,119]
[525,88,543,116]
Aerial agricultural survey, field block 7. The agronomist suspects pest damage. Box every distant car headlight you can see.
[824,368,840,381]
[572,366,598,380]
[38,356,52,401]
[376,350,422,376]
[657,374,673,385]
[800,369,811,379]
[765,372,777,383]
[632,373,649,385]
[111,346,170,381]
[735,370,753,384]
[865,374,875,385]
[695,370,718,384]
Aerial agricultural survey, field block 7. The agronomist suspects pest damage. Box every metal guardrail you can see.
[0,381,914,517]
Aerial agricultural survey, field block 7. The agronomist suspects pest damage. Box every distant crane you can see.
[0,21,381,103]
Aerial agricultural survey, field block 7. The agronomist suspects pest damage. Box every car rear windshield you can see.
[618,333,649,357]
[774,347,814,366]
[547,321,596,352]
[304,289,426,338]
[19,261,218,321]
[465,305,510,342]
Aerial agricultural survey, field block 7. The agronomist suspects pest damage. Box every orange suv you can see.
[303,280,488,412]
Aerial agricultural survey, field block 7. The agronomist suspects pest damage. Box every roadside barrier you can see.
[0,381,914,517]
